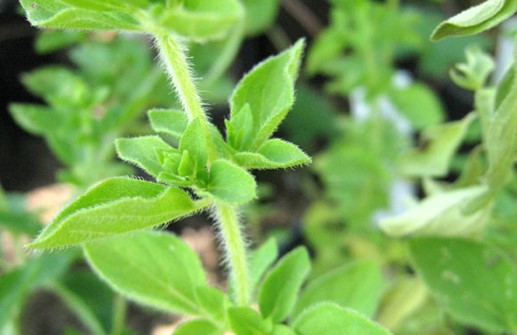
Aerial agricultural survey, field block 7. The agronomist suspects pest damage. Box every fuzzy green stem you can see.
[214,203,250,305]
[153,30,218,164]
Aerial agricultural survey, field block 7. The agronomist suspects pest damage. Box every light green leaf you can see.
[179,118,208,170]
[389,83,444,130]
[148,109,188,138]
[204,159,256,205]
[399,113,476,178]
[20,0,141,31]
[292,303,392,335]
[84,231,207,315]
[293,260,382,319]
[270,325,297,335]
[29,177,207,249]
[155,0,244,42]
[450,45,495,91]
[116,136,172,177]
[226,104,254,151]
[9,104,58,135]
[242,0,279,36]
[234,139,310,170]
[495,65,514,109]
[431,0,517,41]
[230,40,304,151]
[250,238,278,295]
[409,237,517,332]
[228,306,268,335]
[258,247,311,323]
[486,54,517,191]
[194,286,228,320]
[379,185,491,237]
[35,30,86,54]
[173,319,220,335]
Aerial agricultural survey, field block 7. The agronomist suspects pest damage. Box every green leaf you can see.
[409,237,517,332]
[292,303,392,335]
[486,55,517,191]
[379,185,491,237]
[84,231,207,315]
[398,113,476,178]
[35,30,86,54]
[450,45,495,91]
[431,0,517,41]
[173,319,220,335]
[29,177,207,249]
[155,0,244,42]
[230,40,304,151]
[389,83,444,130]
[194,286,228,320]
[148,109,188,138]
[204,159,256,205]
[258,247,311,323]
[496,65,514,109]
[250,238,278,295]
[20,0,141,31]
[234,139,310,170]
[228,306,268,335]
[9,104,59,135]
[179,118,208,170]
[116,136,172,177]
[293,260,382,319]
[270,325,297,335]
[242,0,279,36]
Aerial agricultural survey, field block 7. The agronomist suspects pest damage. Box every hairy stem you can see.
[214,203,250,305]
[153,30,217,164]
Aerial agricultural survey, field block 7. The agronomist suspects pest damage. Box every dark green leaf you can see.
[258,247,311,323]
[409,237,517,332]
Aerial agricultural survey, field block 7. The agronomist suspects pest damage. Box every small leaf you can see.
[399,113,476,178]
[228,306,268,335]
[155,0,244,42]
[293,260,382,319]
[242,0,279,36]
[205,159,256,205]
[84,231,207,315]
[270,325,297,335]
[173,319,220,335]
[258,247,311,323]
[116,136,172,177]
[431,0,517,41]
[195,286,228,320]
[179,118,208,170]
[250,238,278,295]
[234,139,311,170]
[450,45,495,91]
[148,109,188,138]
[230,40,304,150]
[389,83,444,130]
[379,185,491,237]
[292,303,392,335]
[409,237,517,332]
[29,177,207,249]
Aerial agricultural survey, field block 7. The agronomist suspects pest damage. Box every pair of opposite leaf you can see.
[29,40,310,249]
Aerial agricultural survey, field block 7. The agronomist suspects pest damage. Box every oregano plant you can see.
[18,1,393,334]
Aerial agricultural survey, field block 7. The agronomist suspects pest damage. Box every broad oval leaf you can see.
[431,0,517,41]
[292,260,382,319]
[292,303,392,335]
[409,237,517,333]
[29,177,208,249]
[116,136,172,177]
[258,247,311,323]
[230,40,304,151]
[204,159,256,205]
[84,231,207,315]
